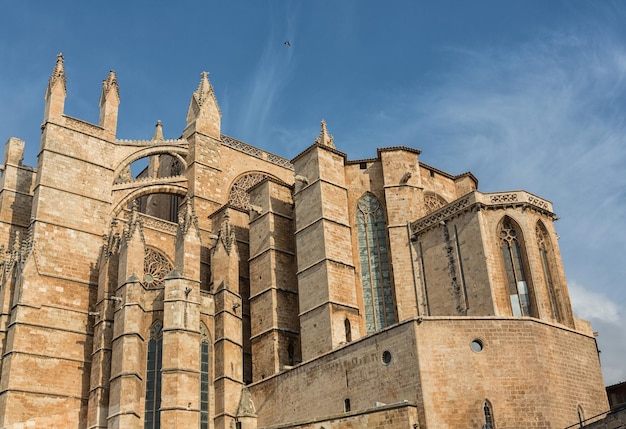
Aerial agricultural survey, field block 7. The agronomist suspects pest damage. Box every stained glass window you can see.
[144,321,163,429]
[356,194,395,333]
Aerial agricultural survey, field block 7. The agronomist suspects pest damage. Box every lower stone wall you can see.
[249,321,424,428]
[249,317,608,429]
[261,402,419,429]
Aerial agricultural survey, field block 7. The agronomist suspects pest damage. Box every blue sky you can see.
[1,1,625,385]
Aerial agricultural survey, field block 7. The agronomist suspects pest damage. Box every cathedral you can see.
[0,54,609,428]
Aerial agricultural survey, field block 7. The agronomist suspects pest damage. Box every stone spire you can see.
[314,119,335,148]
[184,71,221,138]
[153,120,164,140]
[99,70,120,135]
[44,53,67,121]
[46,53,67,100]
[99,70,119,106]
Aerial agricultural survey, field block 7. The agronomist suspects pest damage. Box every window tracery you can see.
[143,248,172,289]
[536,222,562,323]
[424,193,447,214]
[356,193,395,333]
[499,217,534,317]
[228,173,268,210]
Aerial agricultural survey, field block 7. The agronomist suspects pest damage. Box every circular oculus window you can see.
[470,339,484,353]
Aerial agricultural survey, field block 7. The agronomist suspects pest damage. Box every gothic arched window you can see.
[200,323,210,429]
[145,321,163,429]
[356,193,395,333]
[536,222,562,323]
[483,400,495,429]
[499,217,535,317]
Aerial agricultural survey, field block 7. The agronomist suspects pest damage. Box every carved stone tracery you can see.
[424,193,448,214]
[143,247,172,289]
[228,173,269,211]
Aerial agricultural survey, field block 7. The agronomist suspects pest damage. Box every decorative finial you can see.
[47,52,67,95]
[314,119,335,148]
[153,120,164,140]
[100,70,119,103]
[195,71,212,106]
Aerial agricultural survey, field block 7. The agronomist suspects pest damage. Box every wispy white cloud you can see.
[341,28,626,384]
[235,13,295,147]
[569,281,620,324]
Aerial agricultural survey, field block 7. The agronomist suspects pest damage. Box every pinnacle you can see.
[194,71,212,106]
[314,119,335,148]
[47,52,67,94]
[153,120,164,140]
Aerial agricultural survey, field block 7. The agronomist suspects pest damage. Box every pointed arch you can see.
[423,192,448,214]
[536,221,562,323]
[577,405,585,426]
[498,216,536,317]
[344,318,352,343]
[200,322,211,429]
[145,320,163,429]
[483,399,495,429]
[356,193,395,333]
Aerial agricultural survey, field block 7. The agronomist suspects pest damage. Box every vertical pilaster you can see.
[248,178,299,381]
[107,216,145,429]
[379,148,423,322]
[292,123,360,361]
[160,202,202,427]
[211,211,243,429]
[87,231,119,428]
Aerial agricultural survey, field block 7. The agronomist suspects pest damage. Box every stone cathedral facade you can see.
[0,55,609,429]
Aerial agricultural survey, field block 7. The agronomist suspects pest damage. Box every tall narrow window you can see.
[536,222,562,323]
[145,321,163,429]
[483,400,495,429]
[356,193,395,333]
[200,324,210,429]
[344,318,352,343]
[577,405,585,427]
[499,217,534,317]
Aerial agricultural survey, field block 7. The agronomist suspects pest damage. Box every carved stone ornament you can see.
[143,247,173,289]
[314,119,335,148]
[218,209,236,255]
[228,173,268,211]
[177,197,199,236]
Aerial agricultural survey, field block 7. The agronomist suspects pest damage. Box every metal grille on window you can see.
[143,248,172,289]
[356,194,395,333]
[145,321,163,429]
[200,324,210,429]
